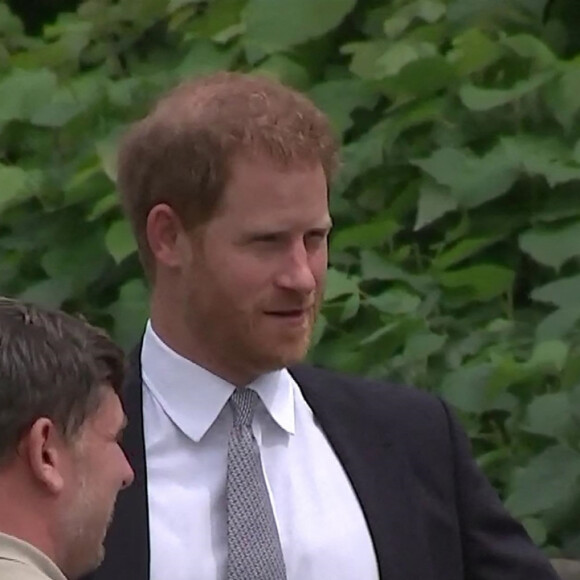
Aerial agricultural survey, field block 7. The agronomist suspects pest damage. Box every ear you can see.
[24,418,69,495]
[146,203,191,269]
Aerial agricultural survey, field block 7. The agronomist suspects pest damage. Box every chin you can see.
[270,343,310,369]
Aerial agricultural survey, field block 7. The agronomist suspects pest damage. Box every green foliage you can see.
[4,0,580,555]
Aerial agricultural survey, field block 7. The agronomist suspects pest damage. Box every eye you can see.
[305,230,328,244]
[255,233,283,244]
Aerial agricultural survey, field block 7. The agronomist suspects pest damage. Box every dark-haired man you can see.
[0,297,134,579]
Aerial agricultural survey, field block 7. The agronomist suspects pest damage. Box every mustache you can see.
[263,303,317,312]
[263,292,319,310]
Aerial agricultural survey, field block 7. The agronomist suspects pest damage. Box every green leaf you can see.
[432,237,502,271]
[501,34,556,67]
[331,219,400,252]
[324,268,359,301]
[545,65,580,130]
[253,55,310,90]
[0,4,25,38]
[384,97,445,152]
[412,146,518,209]
[308,79,378,135]
[105,220,137,263]
[0,68,58,123]
[183,0,245,41]
[168,0,200,12]
[383,0,446,40]
[536,307,580,341]
[520,221,580,270]
[310,313,327,347]
[403,332,446,360]
[459,71,555,111]
[176,39,240,78]
[523,392,572,439]
[521,518,547,547]
[108,279,150,350]
[440,363,495,413]
[0,165,40,214]
[414,182,458,230]
[87,193,119,221]
[360,251,433,293]
[375,41,437,78]
[389,55,456,97]
[501,135,580,187]
[360,321,402,346]
[107,78,141,108]
[505,445,580,518]
[368,289,421,315]
[527,340,569,375]
[41,230,109,288]
[333,120,389,195]
[18,278,73,309]
[96,132,122,182]
[438,265,515,301]
[340,292,360,322]
[343,40,392,80]
[532,275,580,308]
[243,0,357,54]
[447,28,503,76]
[30,86,86,127]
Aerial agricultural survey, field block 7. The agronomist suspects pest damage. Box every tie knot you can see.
[230,388,258,428]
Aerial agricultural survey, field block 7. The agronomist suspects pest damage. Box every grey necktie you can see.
[226,388,287,580]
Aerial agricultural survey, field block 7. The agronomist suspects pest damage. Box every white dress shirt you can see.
[142,321,379,580]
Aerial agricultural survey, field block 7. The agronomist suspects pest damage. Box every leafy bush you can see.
[3,0,580,555]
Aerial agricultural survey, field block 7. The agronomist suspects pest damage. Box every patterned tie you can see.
[226,388,287,580]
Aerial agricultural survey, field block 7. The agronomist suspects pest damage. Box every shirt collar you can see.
[141,321,295,442]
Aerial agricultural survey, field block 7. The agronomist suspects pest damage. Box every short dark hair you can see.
[117,71,340,277]
[0,297,125,462]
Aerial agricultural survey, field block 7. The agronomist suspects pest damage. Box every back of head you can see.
[117,71,340,276]
[0,297,128,578]
[0,297,124,464]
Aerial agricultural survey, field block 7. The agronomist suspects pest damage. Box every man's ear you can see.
[146,203,191,269]
[23,418,68,495]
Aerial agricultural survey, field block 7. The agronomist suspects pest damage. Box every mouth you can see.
[265,308,311,322]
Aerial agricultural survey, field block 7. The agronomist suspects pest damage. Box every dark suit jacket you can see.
[87,352,558,580]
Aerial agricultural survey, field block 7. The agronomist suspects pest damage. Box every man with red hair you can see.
[87,72,557,580]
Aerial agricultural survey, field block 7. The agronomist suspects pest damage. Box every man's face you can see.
[179,156,331,384]
[60,387,133,578]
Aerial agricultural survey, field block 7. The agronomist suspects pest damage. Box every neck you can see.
[150,290,259,387]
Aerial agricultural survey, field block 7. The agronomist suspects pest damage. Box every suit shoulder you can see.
[290,363,447,420]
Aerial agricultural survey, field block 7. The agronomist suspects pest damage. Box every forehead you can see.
[83,386,125,434]
[217,157,329,223]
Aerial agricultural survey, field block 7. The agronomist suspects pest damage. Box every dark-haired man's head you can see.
[0,298,134,579]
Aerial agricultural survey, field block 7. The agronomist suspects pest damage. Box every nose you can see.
[276,240,316,294]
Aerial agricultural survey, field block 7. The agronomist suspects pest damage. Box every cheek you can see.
[226,260,277,295]
[311,253,328,288]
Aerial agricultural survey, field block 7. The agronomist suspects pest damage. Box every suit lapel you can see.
[291,365,433,580]
[95,347,150,580]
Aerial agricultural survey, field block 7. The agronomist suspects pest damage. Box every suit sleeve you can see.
[441,399,559,580]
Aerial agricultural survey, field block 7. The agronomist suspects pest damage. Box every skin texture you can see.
[58,388,134,578]
[0,386,134,580]
[148,156,331,386]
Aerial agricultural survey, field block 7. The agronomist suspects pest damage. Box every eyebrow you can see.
[243,219,334,239]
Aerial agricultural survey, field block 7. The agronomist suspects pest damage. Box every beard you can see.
[185,285,321,382]
[59,471,116,578]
